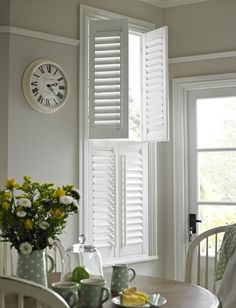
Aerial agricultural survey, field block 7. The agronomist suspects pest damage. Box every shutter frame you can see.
[89,19,129,139]
[143,26,169,142]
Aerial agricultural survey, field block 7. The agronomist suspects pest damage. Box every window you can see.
[80,5,169,265]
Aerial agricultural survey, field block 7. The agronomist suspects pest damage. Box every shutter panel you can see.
[143,26,169,141]
[119,143,148,256]
[89,19,129,139]
[91,144,116,253]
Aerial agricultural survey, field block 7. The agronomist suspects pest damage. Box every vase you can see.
[17,250,48,287]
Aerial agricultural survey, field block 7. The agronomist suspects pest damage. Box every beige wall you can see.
[165,0,236,58]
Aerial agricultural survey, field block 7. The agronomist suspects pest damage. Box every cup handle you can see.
[65,292,79,307]
[101,287,110,304]
[46,253,55,273]
[128,267,136,283]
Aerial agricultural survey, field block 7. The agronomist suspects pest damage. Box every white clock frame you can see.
[22,59,70,113]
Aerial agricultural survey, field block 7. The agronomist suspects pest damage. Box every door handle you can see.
[189,213,202,234]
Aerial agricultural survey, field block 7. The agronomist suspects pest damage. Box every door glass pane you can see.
[197,97,236,148]
[198,151,236,202]
[199,204,236,233]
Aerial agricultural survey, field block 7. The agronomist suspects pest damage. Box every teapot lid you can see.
[66,234,98,253]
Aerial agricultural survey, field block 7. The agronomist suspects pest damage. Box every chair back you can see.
[0,275,70,308]
[46,239,66,272]
[185,225,227,293]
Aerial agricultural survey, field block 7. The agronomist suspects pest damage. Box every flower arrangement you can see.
[0,176,79,255]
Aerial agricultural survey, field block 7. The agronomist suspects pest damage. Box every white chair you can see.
[0,239,66,275]
[0,275,70,308]
[185,225,227,293]
[46,239,66,272]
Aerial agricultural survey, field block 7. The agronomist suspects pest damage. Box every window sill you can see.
[103,255,159,268]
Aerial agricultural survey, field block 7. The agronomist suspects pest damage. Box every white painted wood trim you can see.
[140,0,212,8]
[169,50,236,64]
[0,26,79,46]
[172,72,236,281]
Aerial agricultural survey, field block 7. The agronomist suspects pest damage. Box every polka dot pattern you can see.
[80,281,110,308]
[17,250,47,286]
[216,224,236,281]
[111,265,136,293]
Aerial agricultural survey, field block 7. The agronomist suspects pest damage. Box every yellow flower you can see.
[2,201,10,210]
[54,188,65,198]
[6,178,16,189]
[3,191,11,200]
[50,209,65,219]
[23,218,33,230]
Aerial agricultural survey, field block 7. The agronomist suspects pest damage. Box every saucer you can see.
[111,295,167,307]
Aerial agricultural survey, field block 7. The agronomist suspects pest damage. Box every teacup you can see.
[51,281,79,307]
[111,264,136,293]
[80,278,110,308]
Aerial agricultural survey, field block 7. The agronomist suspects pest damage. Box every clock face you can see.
[22,60,69,113]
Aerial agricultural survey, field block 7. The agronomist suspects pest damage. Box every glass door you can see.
[188,87,236,243]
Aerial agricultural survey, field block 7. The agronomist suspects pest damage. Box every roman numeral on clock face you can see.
[31,81,38,87]
[57,92,64,100]
[46,65,51,73]
[38,66,44,74]
[37,95,44,104]
[32,87,38,95]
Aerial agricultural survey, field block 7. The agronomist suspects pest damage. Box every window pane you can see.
[198,151,236,202]
[129,33,141,140]
[198,205,236,255]
[197,97,236,148]
[199,204,236,233]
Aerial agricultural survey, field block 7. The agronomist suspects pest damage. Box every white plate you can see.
[111,295,167,307]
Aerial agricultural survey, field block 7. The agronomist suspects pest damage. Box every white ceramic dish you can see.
[111,295,167,307]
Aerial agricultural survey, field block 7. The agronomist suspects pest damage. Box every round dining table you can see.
[105,274,220,308]
[6,273,220,308]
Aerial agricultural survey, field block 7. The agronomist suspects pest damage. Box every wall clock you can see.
[22,59,70,113]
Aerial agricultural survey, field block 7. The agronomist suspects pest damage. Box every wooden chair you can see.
[185,225,227,293]
[0,275,70,308]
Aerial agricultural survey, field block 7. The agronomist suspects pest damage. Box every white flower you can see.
[39,221,50,230]
[19,242,32,255]
[16,210,27,218]
[17,198,32,208]
[48,237,55,245]
[59,196,73,205]
[73,199,79,207]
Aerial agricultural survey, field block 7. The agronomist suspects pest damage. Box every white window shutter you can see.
[89,143,117,261]
[143,26,169,142]
[119,143,148,257]
[89,19,129,139]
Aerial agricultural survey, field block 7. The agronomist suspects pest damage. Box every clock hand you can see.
[47,84,57,95]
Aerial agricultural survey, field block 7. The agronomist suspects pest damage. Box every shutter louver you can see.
[92,145,116,248]
[121,145,147,249]
[143,26,169,141]
[89,19,129,139]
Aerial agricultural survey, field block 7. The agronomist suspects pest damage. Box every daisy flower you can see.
[17,198,32,208]
[19,242,32,255]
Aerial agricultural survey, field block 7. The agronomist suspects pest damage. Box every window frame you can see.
[79,4,159,265]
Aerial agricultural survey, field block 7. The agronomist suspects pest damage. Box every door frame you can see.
[172,72,236,281]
